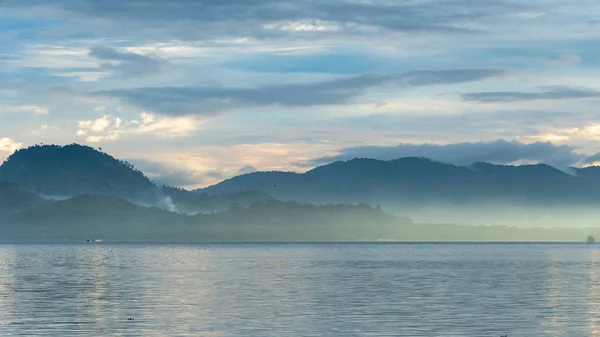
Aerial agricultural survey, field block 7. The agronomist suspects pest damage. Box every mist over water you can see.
[2,243,600,336]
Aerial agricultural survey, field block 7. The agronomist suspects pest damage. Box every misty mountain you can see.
[161,186,272,214]
[3,193,600,242]
[0,144,156,199]
[0,181,50,213]
[0,144,270,213]
[200,157,600,207]
[2,195,410,242]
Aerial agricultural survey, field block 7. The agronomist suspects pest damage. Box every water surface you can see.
[0,243,599,336]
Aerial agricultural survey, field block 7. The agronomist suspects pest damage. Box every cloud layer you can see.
[0,0,524,40]
[462,86,600,103]
[307,140,589,169]
[96,69,503,115]
[89,46,167,77]
[3,0,600,188]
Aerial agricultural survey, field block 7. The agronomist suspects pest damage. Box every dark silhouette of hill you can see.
[0,144,156,199]
[160,186,272,214]
[3,195,410,242]
[200,157,600,206]
[0,181,50,213]
[0,144,271,213]
[5,143,600,229]
[3,193,600,242]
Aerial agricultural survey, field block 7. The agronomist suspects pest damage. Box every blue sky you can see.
[2,0,600,187]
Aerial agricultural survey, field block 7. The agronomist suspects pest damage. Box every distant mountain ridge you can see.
[4,144,600,227]
[3,144,600,238]
[200,157,600,207]
[2,195,407,242]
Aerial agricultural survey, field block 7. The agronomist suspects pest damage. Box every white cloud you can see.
[528,134,571,142]
[85,136,103,143]
[263,20,341,32]
[75,112,202,143]
[32,124,57,134]
[77,115,123,143]
[85,133,120,143]
[0,138,22,162]
[526,124,600,144]
[78,115,112,133]
[2,105,49,115]
[94,105,106,112]
[136,112,203,137]
[140,112,155,124]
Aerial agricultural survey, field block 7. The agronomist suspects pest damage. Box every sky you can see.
[2,0,600,188]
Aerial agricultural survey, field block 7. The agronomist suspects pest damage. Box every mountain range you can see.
[0,144,271,214]
[200,158,600,207]
[1,143,600,240]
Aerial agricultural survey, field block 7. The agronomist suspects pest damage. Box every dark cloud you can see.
[462,86,600,103]
[89,46,167,76]
[0,0,523,39]
[307,139,585,168]
[95,68,503,115]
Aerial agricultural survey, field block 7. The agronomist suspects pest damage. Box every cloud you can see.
[307,139,586,168]
[583,153,600,165]
[462,86,600,103]
[136,112,203,137]
[237,165,258,175]
[88,46,167,76]
[96,68,503,115]
[550,54,581,67]
[32,124,59,134]
[127,158,225,187]
[76,113,202,143]
[0,137,22,162]
[78,115,113,133]
[0,0,522,40]
[77,115,123,142]
[1,105,49,115]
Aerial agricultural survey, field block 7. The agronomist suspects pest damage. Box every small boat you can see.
[86,239,103,243]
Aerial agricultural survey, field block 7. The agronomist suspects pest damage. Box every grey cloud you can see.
[0,0,524,39]
[307,139,584,169]
[89,46,167,76]
[95,68,503,115]
[462,86,600,103]
[583,153,600,165]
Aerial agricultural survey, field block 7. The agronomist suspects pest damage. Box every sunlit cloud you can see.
[0,138,22,162]
[76,112,203,144]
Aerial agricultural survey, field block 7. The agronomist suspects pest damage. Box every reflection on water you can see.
[0,243,600,336]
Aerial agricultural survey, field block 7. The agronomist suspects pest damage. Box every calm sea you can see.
[0,243,599,336]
